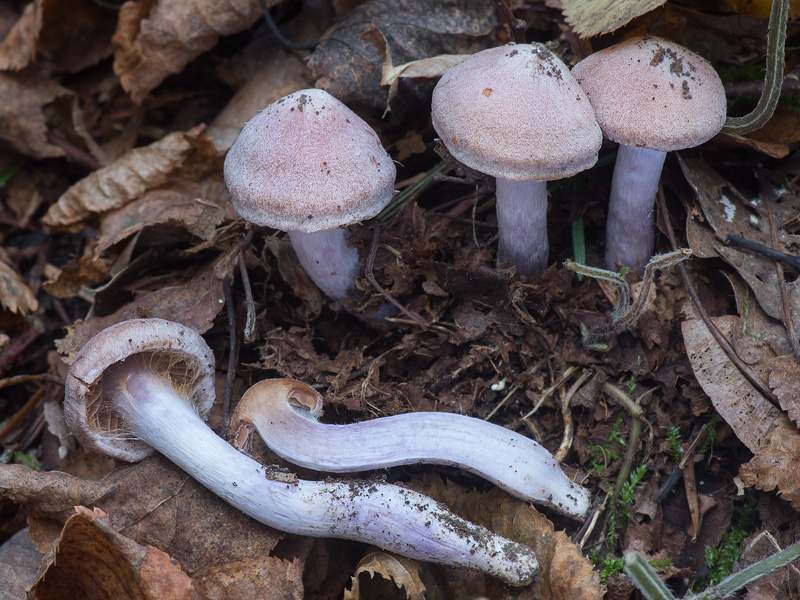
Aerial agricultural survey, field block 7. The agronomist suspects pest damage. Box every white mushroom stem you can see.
[232,379,591,520]
[288,229,362,302]
[605,145,667,275]
[111,367,539,586]
[495,179,548,276]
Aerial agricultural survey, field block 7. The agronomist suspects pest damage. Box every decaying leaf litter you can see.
[1,0,800,597]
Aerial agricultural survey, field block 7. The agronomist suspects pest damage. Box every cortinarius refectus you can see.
[232,378,591,519]
[63,318,539,586]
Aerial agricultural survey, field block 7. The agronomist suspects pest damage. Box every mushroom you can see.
[431,44,602,275]
[63,318,539,586]
[571,36,726,274]
[224,89,396,303]
[231,378,591,519]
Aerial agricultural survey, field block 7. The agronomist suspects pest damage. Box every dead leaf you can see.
[43,125,217,227]
[409,478,604,599]
[0,457,284,572]
[768,355,800,427]
[681,316,783,454]
[0,0,115,73]
[207,47,311,151]
[0,255,38,315]
[55,248,238,360]
[31,506,197,600]
[345,552,425,600]
[0,528,42,600]
[739,417,800,510]
[42,251,112,299]
[112,0,267,104]
[563,0,668,37]
[0,70,73,158]
[194,556,304,600]
[96,184,226,254]
[308,0,498,117]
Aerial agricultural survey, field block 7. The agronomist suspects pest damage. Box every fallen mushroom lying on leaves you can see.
[63,318,539,586]
[232,378,591,520]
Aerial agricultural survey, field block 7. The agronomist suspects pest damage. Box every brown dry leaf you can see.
[96,184,226,254]
[0,70,73,158]
[739,416,800,510]
[0,457,284,572]
[681,316,783,454]
[112,0,267,104]
[42,251,112,299]
[361,27,466,113]
[55,247,238,361]
[194,556,304,600]
[207,47,311,151]
[0,255,38,315]
[562,0,667,37]
[0,0,115,73]
[308,0,497,116]
[411,478,604,599]
[31,506,197,600]
[345,552,425,600]
[0,528,42,600]
[43,125,217,227]
[680,155,800,326]
[768,355,800,427]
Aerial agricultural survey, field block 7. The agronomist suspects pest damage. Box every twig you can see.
[237,230,256,344]
[490,0,527,44]
[656,186,781,408]
[518,366,578,422]
[364,224,429,328]
[222,276,239,439]
[726,235,800,271]
[258,0,318,50]
[554,369,593,463]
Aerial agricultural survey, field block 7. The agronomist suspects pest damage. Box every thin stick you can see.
[222,276,238,439]
[490,0,527,44]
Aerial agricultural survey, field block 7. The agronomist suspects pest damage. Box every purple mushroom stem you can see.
[232,378,591,520]
[288,229,361,302]
[64,319,538,586]
[495,179,549,276]
[604,146,667,274]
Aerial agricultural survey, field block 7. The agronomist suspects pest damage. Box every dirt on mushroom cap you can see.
[223,89,396,233]
[571,36,727,152]
[431,44,602,182]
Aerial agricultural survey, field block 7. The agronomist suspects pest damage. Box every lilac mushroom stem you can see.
[604,146,666,274]
[232,379,591,520]
[495,179,549,275]
[64,320,538,586]
[288,229,361,302]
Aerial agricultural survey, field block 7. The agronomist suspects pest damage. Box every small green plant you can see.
[697,415,721,456]
[590,550,671,585]
[667,426,683,462]
[586,412,626,472]
[695,494,757,591]
[12,450,41,471]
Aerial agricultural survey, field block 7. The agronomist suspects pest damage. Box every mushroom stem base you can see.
[288,228,361,302]
[495,179,548,276]
[605,146,666,275]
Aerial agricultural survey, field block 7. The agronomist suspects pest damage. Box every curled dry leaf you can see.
[112,0,267,104]
[0,458,284,573]
[31,506,196,600]
[0,71,73,159]
[308,0,497,116]
[43,125,216,227]
[562,0,668,37]
[0,256,38,315]
[344,553,425,600]
[0,0,115,73]
[410,478,604,599]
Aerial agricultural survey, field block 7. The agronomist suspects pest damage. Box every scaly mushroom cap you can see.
[571,36,727,152]
[224,89,396,233]
[431,44,602,181]
[64,318,216,462]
